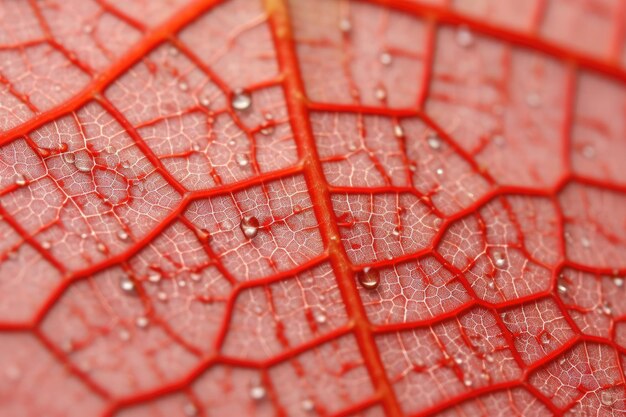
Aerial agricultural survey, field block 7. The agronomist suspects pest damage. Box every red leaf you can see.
[0,0,625,416]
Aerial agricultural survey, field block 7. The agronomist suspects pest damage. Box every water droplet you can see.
[178,81,189,92]
[435,168,444,176]
[301,399,315,412]
[540,332,551,345]
[74,150,93,173]
[240,216,260,239]
[118,329,131,341]
[559,357,566,365]
[14,174,26,186]
[293,204,303,214]
[236,153,249,167]
[601,302,612,315]
[183,402,198,416]
[463,378,473,387]
[494,252,506,268]
[63,152,76,164]
[488,281,495,289]
[250,384,266,400]
[168,46,179,56]
[41,241,51,250]
[454,357,463,365]
[121,160,131,169]
[339,18,351,33]
[375,86,387,101]
[358,267,380,290]
[391,226,400,236]
[393,123,404,138]
[190,273,201,282]
[557,279,568,294]
[120,276,135,293]
[614,277,624,288]
[117,230,129,241]
[380,51,392,65]
[581,237,591,248]
[147,272,161,283]
[601,390,615,406]
[178,279,187,287]
[314,310,327,324]
[96,242,107,253]
[135,316,149,328]
[200,96,211,107]
[456,26,474,47]
[260,122,274,135]
[157,291,168,302]
[485,354,494,363]
[526,92,541,108]
[492,134,505,147]
[231,89,252,111]
[427,135,442,150]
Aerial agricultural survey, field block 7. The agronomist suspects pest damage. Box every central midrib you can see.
[264,0,404,416]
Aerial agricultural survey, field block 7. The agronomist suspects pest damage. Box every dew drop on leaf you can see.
[240,215,260,239]
[231,89,252,110]
[380,51,392,65]
[339,18,351,33]
[393,123,404,138]
[601,390,615,406]
[135,316,149,328]
[427,135,442,150]
[456,25,474,47]
[147,272,161,283]
[62,152,75,164]
[119,276,135,293]
[540,332,551,345]
[314,310,327,324]
[236,153,249,167]
[250,384,266,400]
[74,150,93,173]
[178,81,189,92]
[301,399,315,412]
[116,230,129,241]
[41,241,51,250]
[614,277,624,288]
[375,85,387,101]
[435,168,444,176]
[358,267,380,290]
[463,378,473,387]
[14,173,26,186]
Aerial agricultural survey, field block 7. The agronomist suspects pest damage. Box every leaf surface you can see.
[0,0,625,416]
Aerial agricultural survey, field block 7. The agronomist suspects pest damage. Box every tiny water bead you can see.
[74,150,94,173]
[601,390,615,406]
[120,276,135,293]
[135,316,149,328]
[240,215,260,239]
[14,173,26,186]
[614,277,624,288]
[339,17,352,33]
[249,384,266,400]
[493,252,506,268]
[427,135,442,150]
[62,151,76,164]
[358,267,380,290]
[116,230,129,241]
[236,153,249,167]
[380,51,392,66]
[456,25,474,48]
[301,399,315,412]
[393,123,404,138]
[231,89,252,111]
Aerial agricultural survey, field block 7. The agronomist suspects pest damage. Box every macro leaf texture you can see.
[0,0,626,416]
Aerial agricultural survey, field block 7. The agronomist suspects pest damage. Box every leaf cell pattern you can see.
[0,0,625,416]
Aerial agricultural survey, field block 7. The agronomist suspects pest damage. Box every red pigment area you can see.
[0,0,625,416]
